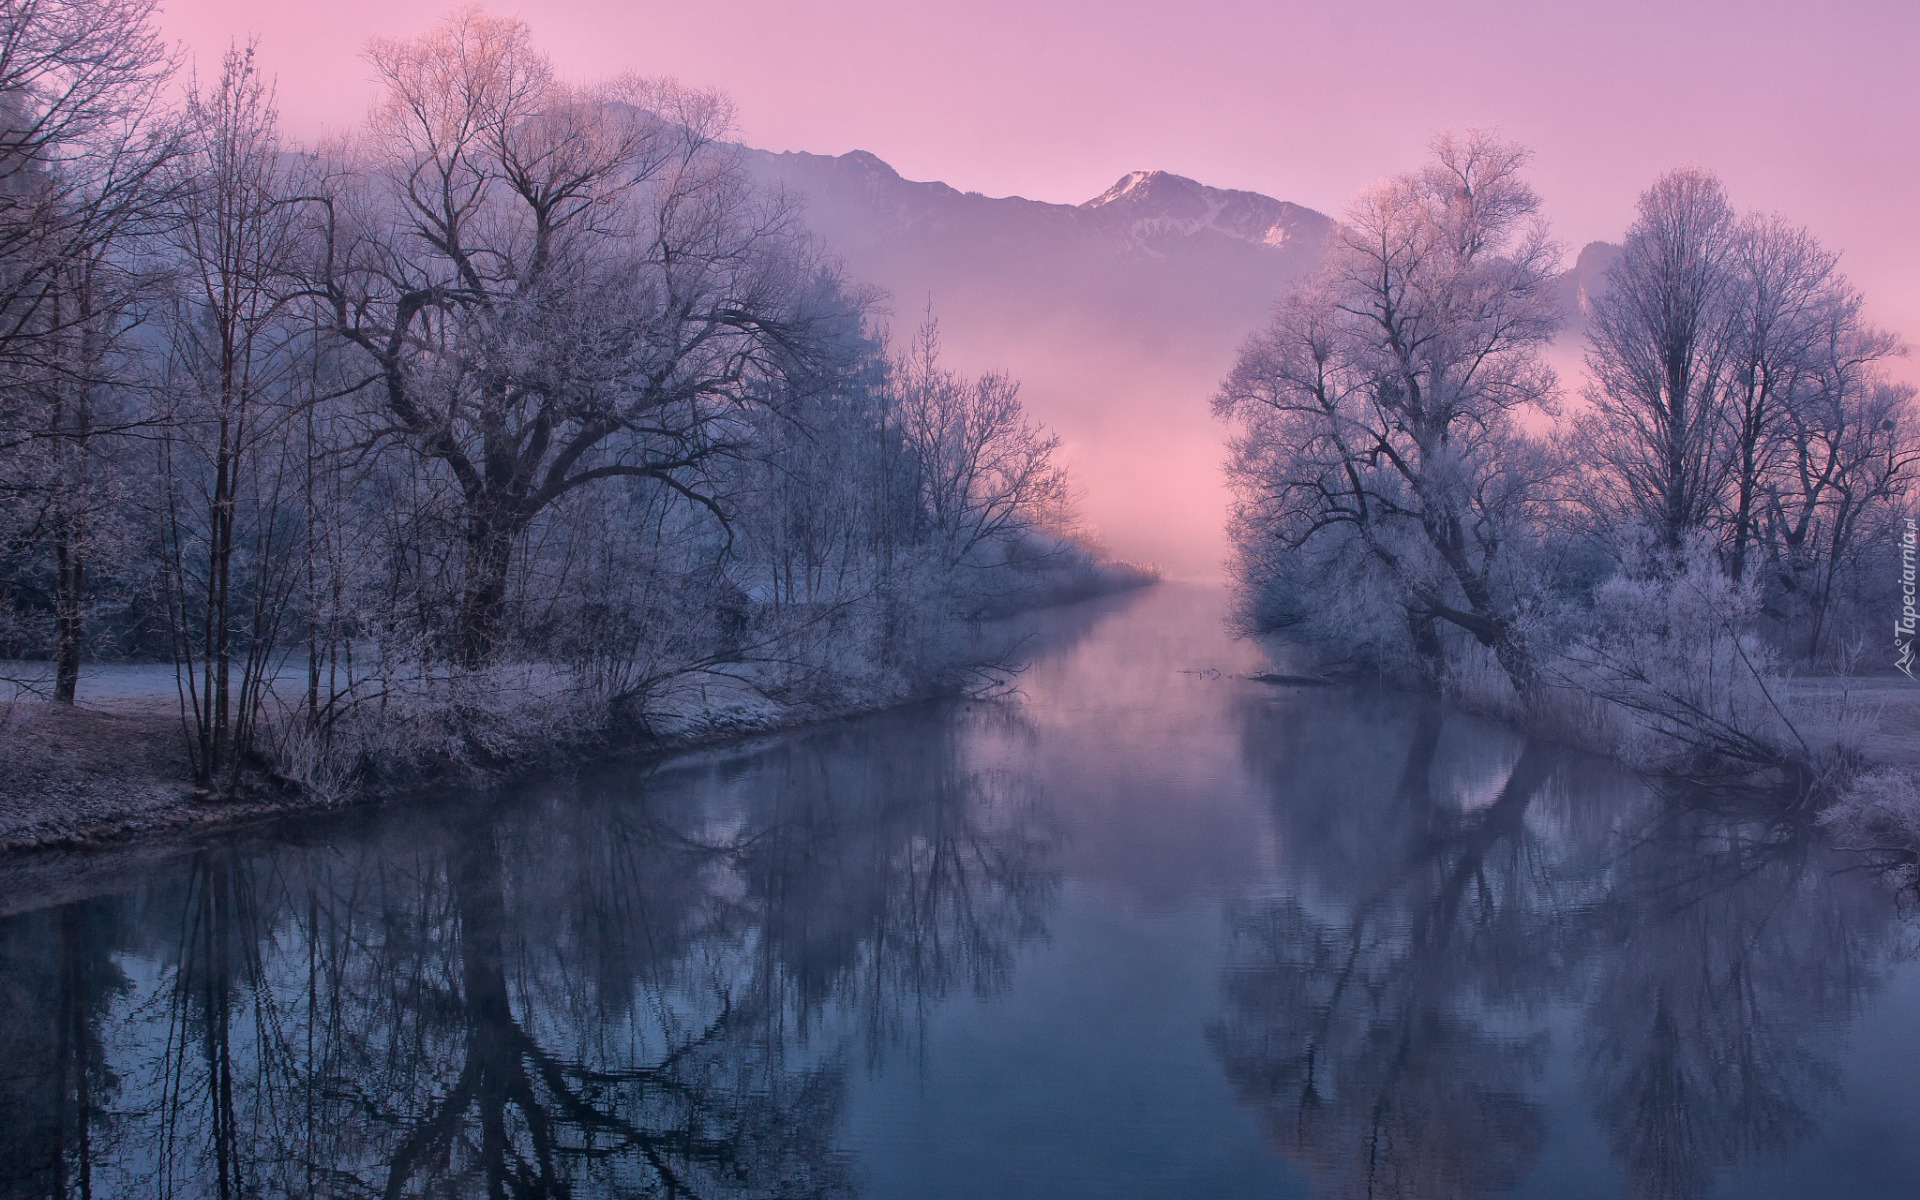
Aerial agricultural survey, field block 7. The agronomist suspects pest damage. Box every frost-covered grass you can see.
[0,649,960,847]
[0,563,1150,848]
[1,660,184,705]
[1316,553,1917,810]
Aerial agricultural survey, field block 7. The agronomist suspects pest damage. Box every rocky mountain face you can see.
[742,144,1613,577]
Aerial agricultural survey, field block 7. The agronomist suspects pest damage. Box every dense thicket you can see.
[1219,132,1918,791]
[0,9,1124,792]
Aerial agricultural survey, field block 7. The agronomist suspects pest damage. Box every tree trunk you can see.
[48,280,90,706]
[207,421,234,782]
[52,529,83,703]
[1407,609,1446,686]
[456,522,518,668]
[1491,626,1538,705]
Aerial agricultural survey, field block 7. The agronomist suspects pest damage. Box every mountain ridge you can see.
[743,146,1335,259]
[739,143,1613,577]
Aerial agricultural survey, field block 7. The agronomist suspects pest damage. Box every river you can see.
[2,582,1917,1198]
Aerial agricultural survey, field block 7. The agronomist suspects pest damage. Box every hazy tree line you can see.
[1218,131,1918,792]
[0,5,1122,793]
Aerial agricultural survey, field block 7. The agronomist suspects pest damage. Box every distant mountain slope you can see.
[1556,240,1623,342]
[741,147,1332,578]
[743,145,1615,578]
[1079,169,1328,254]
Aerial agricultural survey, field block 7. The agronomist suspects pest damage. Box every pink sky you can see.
[153,0,1920,571]
[154,0,1920,313]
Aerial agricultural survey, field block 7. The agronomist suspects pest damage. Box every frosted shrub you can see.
[972,532,1156,616]
[1821,768,1920,891]
[0,693,22,776]
[1227,522,1430,682]
[260,659,605,797]
[752,557,985,711]
[1557,554,1807,780]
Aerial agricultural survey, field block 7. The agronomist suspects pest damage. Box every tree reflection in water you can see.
[1213,695,1902,1200]
[0,900,127,1198]
[1579,802,1881,1200]
[2,652,1907,1200]
[1209,706,1559,1199]
[0,711,1056,1199]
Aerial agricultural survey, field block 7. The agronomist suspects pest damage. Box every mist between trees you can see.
[1215,130,1920,871]
[0,5,1151,799]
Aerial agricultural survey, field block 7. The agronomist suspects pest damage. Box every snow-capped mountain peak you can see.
[1080,169,1323,250]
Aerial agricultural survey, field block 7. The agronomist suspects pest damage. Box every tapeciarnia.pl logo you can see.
[1899,516,1917,680]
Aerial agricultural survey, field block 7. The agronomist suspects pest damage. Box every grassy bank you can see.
[0,573,1158,857]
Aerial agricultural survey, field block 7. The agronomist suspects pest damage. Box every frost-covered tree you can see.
[1581,177,1915,605]
[1581,170,1740,557]
[153,44,314,783]
[0,10,1123,800]
[316,10,834,666]
[0,0,175,371]
[0,0,175,699]
[1216,130,1560,697]
[893,314,1070,575]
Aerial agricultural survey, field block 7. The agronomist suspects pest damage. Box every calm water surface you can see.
[4,583,1919,1199]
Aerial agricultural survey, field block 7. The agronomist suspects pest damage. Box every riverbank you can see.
[0,683,879,854]
[0,697,211,852]
[1779,675,1920,770]
[0,575,1158,858]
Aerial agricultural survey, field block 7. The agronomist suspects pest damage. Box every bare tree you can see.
[4,242,135,702]
[1718,215,1844,581]
[1216,130,1561,697]
[1582,169,1739,557]
[894,313,1070,574]
[0,0,175,701]
[1761,356,1916,659]
[0,0,173,365]
[154,43,310,785]
[316,11,830,666]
